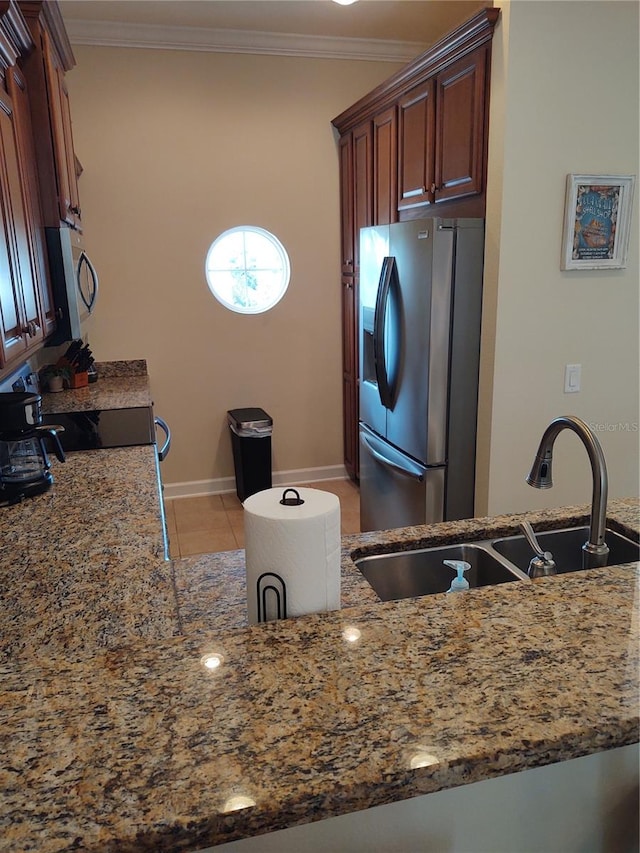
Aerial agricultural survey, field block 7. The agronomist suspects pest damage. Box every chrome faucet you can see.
[526,415,609,570]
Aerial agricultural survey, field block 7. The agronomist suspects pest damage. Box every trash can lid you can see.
[227,407,273,430]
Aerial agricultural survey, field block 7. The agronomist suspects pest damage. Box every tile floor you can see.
[165,479,360,559]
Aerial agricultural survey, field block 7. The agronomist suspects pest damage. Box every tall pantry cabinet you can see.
[332,8,500,480]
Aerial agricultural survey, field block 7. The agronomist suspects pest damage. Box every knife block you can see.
[69,371,89,389]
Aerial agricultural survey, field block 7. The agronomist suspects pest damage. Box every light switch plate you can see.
[564,363,581,393]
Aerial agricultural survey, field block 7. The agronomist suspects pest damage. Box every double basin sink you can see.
[356,525,640,602]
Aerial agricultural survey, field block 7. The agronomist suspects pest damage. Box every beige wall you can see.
[478,0,639,514]
[67,48,400,490]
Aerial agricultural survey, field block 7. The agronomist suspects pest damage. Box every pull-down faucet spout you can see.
[526,415,609,570]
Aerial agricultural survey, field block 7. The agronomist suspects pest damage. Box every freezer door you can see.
[385,220,453,466]
[359,424,445,532]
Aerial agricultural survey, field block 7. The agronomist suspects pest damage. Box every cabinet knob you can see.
[430,183,437,194]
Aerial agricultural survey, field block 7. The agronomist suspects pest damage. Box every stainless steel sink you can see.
[491,526,640,575]
[355,543,527,602]
[356,525,639,602]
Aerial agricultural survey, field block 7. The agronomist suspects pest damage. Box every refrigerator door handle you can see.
[361,433,424,482]
[373,256,398,410]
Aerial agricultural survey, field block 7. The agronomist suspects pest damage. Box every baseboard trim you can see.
[163,465,349,500]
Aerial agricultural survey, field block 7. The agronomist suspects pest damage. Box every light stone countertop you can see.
[39,359,152,414]
[0,373,638,851]
[0,446,177,662]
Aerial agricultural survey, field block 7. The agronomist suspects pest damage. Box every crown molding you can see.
[63,18,427,63]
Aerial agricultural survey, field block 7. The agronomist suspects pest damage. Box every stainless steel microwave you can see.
[45,227,99,345]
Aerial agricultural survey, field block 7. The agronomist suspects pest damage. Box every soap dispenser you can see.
[444,560,471,593]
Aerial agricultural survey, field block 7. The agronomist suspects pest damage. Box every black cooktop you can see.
[41,407,155,452]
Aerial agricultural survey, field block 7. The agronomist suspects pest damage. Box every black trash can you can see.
[227,407,273,502]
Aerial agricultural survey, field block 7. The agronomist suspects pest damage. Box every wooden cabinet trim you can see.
[0,3,31,73]
[339,133,354,273]
[19,0,74,70]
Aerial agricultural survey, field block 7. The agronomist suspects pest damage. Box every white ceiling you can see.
[58,1,490,58]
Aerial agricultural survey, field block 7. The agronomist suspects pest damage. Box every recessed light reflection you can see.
[409,751,439,769]
[200,652,224,670]
[342,625,362,643]
[223,794,256,813]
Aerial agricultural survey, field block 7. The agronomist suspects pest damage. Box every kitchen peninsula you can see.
[0,366,638,851]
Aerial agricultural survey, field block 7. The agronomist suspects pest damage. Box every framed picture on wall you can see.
[561,174,635,270]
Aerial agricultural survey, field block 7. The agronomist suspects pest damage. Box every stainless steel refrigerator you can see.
[359,217,484,532]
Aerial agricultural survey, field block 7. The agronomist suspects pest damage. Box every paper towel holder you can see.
[257,571,287,622]
[279,488,304,506]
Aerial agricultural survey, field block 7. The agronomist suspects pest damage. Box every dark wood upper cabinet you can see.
[0,2,55,368]
[42,27,80,226]
[339,133,354,273]
[0,0,78,375]
[373,106,397,226]
[20,0,81,229]
[398,46,488,212]
[352,119,372,271]
[434,47,488,205]
[0,83,33,366]
[7,61,55,338]
[397,79,435,212]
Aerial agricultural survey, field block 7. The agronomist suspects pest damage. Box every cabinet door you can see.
[342,275,359,479]
[352,120,372,272]
[339,133,354,274]
[434,48,487,204]
[0,81,43,366]
[0,116,25,367]
[373,107,397,226]
[6,65,54,339]
[397,79,435,212]
[42,29,80,228]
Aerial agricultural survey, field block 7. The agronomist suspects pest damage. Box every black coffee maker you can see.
[0,392,65,505]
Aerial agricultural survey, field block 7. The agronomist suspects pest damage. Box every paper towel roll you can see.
[244,487,341,625]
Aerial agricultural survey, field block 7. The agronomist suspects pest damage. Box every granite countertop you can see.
[0,388,638,851]
[0,447,177,662]
[40,359,152,415]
